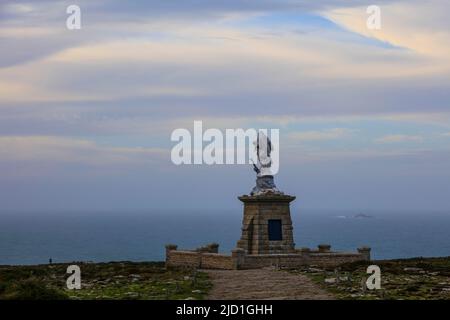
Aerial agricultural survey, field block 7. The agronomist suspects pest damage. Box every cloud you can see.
[288,128,357,141]
[2,24,449,117]
[283,147,427,165]
[0,1,401,22]
[0,0,450,213]
[0,136,167,178]
[1,1,449,116]
[2,3,34,15]
[375,134,424,144]
[323,1,450,63]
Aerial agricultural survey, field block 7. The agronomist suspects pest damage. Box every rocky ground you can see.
[291,256,450,300]
[1,257,449,300]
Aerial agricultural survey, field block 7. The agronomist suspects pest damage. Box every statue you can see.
[250,131,282,196]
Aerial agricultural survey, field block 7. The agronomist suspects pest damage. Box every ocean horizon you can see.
[1,210,449,265]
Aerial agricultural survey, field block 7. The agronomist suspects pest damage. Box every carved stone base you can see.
[251,175,281,196]
[236,193,296,254]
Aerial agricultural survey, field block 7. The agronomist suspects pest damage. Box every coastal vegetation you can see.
[0,262,211,300]
[1,257,449,300]
[293,256,450,300]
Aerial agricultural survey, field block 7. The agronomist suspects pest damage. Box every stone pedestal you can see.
[236,194,296,254]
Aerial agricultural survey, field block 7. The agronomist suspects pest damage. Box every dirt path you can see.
[205,268,334,300]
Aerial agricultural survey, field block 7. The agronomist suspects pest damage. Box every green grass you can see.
[0,262,212,300]
[3,257,450,300]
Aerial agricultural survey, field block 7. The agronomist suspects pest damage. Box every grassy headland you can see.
[1,257,449,300]
[292,256,450,300]
[0,262,211,300]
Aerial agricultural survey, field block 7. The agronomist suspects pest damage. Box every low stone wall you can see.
[235,252,367,269]
[167,250,201,268]
[239,253,308,269]
[201,253,234,270]
[165,244,371,270]
[165,244,233,269]
[308,253,365,267]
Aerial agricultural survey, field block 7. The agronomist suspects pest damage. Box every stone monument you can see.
[236,131,296,254]
[165,131,371,269]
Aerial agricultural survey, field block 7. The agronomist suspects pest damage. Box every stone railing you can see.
[165,243,371,270]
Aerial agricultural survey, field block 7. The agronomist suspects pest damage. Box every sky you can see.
[0,0,449,213]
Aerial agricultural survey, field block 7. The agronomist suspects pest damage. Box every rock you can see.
[125,292,139,297]
[325,278,336,284]
[403,267,423,272]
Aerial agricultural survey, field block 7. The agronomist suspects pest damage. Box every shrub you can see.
[1,279,68,300]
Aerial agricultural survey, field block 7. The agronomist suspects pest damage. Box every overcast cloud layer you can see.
[0,0,449,212]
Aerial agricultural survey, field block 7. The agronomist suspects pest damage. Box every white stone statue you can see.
[251,131,282,196]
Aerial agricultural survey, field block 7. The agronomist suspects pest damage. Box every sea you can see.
[1,210,450,265]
